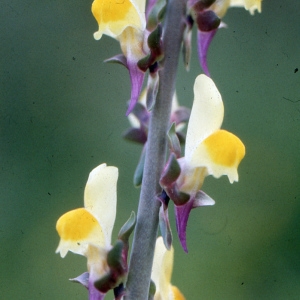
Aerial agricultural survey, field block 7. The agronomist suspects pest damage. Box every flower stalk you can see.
[124,0,186,298]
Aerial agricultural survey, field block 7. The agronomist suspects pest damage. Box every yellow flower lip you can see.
[92,0,146,40]
[55,163,118,258]
[184,74,245,184]
[56,208,104,242]
[202,129,245,168]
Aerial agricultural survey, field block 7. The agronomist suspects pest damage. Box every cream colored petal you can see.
[84,164,118,247]
[118,26,146,59]
[170,285,186,300]
[191,129,245,183]
[87,244,110,280]
[230,0,262,14]
[185,74,224,160]
[92,0,146,40]
[210,0,231,18]
[171,93,179,113]
[56,208,105,257]
[177,157,207,194]
[132,0,146,16]
[152,237,174,300]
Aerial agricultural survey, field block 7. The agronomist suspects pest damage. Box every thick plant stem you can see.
[124,0,186,299]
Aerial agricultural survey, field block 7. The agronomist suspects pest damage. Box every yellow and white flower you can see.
[56,163,118,298]
[178,74,245,195]
[91,0,148,115]
[151,237,185,300]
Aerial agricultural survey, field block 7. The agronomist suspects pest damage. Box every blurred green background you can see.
[1,0,300,299]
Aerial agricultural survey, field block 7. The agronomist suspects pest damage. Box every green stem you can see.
[124,0,186,298]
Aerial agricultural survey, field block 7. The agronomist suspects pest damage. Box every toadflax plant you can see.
[55,0,262,299]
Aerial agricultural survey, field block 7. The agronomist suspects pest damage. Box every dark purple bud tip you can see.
[148,24,163,54]
[114,283,126,300]
[192,0,216,11]
[107,240,125,272]
[137,54,152,72]
[196,10,220,32]
[123,128,147,144]
[94,272,116,293]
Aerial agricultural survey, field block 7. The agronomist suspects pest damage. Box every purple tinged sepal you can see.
[70,272,106,300]
[104,54,128,68]
[91,212,135,300]
[107,241,126,274]
[193,190,215,208]
[137,24,164,73]
[70,272,89,289]
[118,211,136,244]
[160,154,190,206]
[117,211,136,275]
[167,123,181,158]
[160,153,181,186]
[157,191,172,250]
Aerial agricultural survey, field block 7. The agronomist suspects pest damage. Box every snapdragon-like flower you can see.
[187,0,262,75]
[151,237,185,300]
[56,163,118,300]
[178,74,245,191]
[91,0,147,115]
[160,74,245,251]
